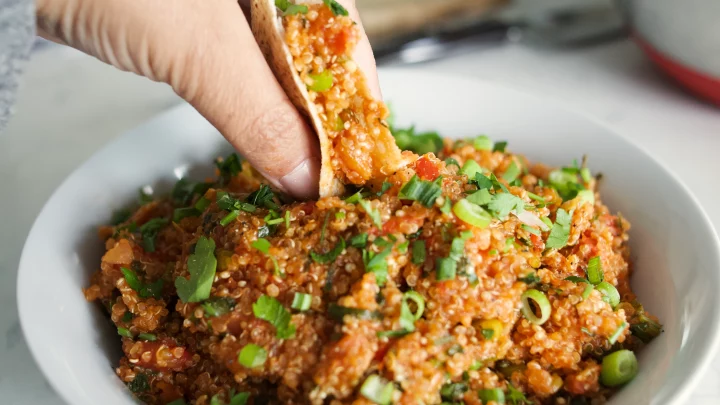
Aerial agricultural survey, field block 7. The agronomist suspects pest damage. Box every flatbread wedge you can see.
[251,0,408,197]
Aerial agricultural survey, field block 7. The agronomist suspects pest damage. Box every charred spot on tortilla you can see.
[251,0,410,197]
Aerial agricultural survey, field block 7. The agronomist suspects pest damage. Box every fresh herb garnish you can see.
[128,373,149,393]
[359,199,383,228]
[139,218,168,252]
[202,297,236,317]
[521,224,541,236]
[586,256,604,284]
[444,158,460,168]
[391,125,443,154]
[291,292,312,311]
[564,276,589,284]
[173,207,200,222]
[172,178,211,206]
[283,3,308,15]
[117,327,132,338]
[215,153,242,184]
[311,239,345,264]
[252,295,296,339]
[436,257,457,280]
[440,382,468,402]
[111,209,132,225]
[363,247,392,286]
[502,161,521,183]
[545,208,571,249]
[120,267,164,299]
[507,383,532,405]
[252,238,281,275]
[323,0,349,16]
[493,141,508,153]
[175,236,217,303]
[247,184,279,210]
[138,333,157,341]
[399,175,442,208]
[308,70,334,92]
[487,192,525,219]
[411,240,426,265]
[349,233,368,248]
[238,344,267,368]
[377,181,392,196]
[518,272,540,284]
[216,191,256,213]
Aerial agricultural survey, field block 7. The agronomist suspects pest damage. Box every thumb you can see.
[36,0,321,198]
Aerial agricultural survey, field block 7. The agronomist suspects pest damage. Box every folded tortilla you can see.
[251,0,406,197]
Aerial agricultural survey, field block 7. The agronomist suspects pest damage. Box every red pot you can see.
[618,0,720,106]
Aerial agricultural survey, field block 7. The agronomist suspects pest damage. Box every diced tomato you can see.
[381,216,424,235]
[415,156,439,181]
[301,201,315,216]
[373,341,392,362]
[530,233,544,251]
[327,26,355,55]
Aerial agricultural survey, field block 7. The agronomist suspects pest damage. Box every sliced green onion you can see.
[349,233,368,248]
[363,247,392,286]
[440,198,452,214]
[138,333,157,341]
[478,388,505,404]
[460,159,483,178]
[399,175,442,208]
[582,284,594,300]
[166,400,187,405]
[527,192,546,203]
[283,3,308,15]
[285,210,292,227]
[608,321,628,344]
[411,240,426,265]
[397,241,409,254]
[291,292,312,311]
[117,327,132,338]
[521,289,551,325]
[252,238,271,254]
[587,256,604,285]
[540,216,553,228]
[399,291,425,331]
[502,161,521,183]
[122,312,133,322]
[473,135,493,151]
[311,239,345,264]
[360,375,394,405]
[328,304,382,321]
[359,199,383,228]
[194,197,211,212]
[596,281,620,308]
[335,211,345,220]
[436,257,457,281]
[238,344,267,368]
[220,210,240,227]
[601,350,638,386]
[308,70,333,92]
[173,207,199,222]
[452,199,493,228]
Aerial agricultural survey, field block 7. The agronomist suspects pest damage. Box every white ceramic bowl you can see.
[17,69,720,405]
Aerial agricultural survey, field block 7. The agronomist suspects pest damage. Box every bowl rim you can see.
[17,68,720,405]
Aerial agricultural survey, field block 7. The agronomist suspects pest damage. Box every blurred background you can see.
[1,0,720,404]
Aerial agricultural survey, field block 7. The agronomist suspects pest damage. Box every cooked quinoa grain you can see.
[86,139,660,404]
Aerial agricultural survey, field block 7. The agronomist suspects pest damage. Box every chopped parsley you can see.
[507,383,532,405]
[216,191,256,213]
[493,141,508,153]
[252,295,296,339]
[440,382,468,402]
[252,238,281,275]
[237,344,267,368]
[311,239,345,264]
[487,192,525,219]
[391,125,443,154]
[175,236,217,303]
[545,208,572,249]
[399,175,442,208]
[519,272,540,284]
[139,218,168,252]
[172,178,211,206]
[398,241,409,254]
[173,207,200,222]
[247,184,279,210]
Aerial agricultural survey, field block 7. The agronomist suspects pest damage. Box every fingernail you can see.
[279,158,320,199]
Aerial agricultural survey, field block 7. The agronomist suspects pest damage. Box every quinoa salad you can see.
[84,1,661,404]
[85,134,661,405]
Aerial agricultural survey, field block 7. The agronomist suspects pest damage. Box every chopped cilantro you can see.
[247,184,278,210]
[481,329,495,340]
[252,295,296,339]
[283,4,308,15]
[120,267,164,299]
[111,209,132,225]
[139,218,168,252]
[391,125,443,154]
[502,161,521,183]
[545,208,572,249]
[521,224,541,236]
[493,141,508,153]
[215,153,242,184]
[440,382,468,402]
[398,241,409,254]
[172,178,211,206]
[175,236,217,303]
[507,383,532,405]
[323,0,349,16]
[173,207,200,222]
[311,239,346,264]
[466,188,492,206]
[377,181,392,196]
[252,238,281,275]
[519,272,540,284]
[487,192,525,219]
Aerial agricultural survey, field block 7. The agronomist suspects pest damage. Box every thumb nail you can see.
[279,158,320,200]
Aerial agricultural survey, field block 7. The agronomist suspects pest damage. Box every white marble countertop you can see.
[2,37,720,404]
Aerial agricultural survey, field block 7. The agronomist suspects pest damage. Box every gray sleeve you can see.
[0,0,35,132]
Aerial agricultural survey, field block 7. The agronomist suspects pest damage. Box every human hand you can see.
[35,0,380,199]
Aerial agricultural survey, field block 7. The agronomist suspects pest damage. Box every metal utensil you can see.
[374,4,627,65]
